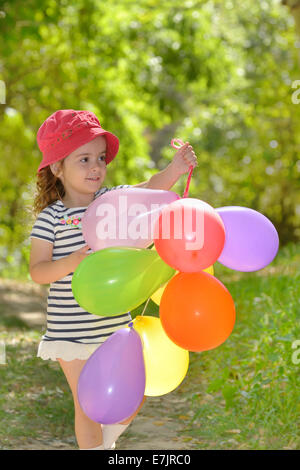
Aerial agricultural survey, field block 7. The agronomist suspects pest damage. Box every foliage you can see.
[0,0,299,278]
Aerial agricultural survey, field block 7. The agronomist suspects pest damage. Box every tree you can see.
[0,0,299,279]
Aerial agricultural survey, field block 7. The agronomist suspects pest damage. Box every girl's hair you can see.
[33,162,65,216]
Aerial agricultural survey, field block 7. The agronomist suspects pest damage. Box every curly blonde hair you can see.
[32,162,65,217]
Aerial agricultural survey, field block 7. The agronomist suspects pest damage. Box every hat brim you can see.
[37,127,119,173]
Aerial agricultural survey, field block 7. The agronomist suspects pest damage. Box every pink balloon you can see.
[82,188,180,251]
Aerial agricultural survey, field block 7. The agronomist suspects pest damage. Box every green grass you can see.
[181,242,300,450]
[0,331,75,448]
[0,242,299,449]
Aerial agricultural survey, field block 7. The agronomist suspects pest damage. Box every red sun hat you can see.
[36,109,119,173]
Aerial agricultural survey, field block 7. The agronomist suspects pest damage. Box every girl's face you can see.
[51,135,107,199]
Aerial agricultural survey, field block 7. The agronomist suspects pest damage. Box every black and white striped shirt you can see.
[30,185,132,344]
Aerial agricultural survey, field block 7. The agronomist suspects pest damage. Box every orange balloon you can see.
[159,272,236,352]
[154,198,225,272]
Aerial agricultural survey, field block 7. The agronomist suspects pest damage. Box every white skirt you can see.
[37,340,103,362]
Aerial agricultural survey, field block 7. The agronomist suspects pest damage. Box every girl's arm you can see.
[29,238,90,284]
[133,142,197,191]
[133,162,181,191]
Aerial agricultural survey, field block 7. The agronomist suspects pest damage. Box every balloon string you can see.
[141,298,150,316]
[182,165,193,199]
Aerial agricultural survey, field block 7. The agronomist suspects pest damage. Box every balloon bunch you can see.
[74,138,279,425]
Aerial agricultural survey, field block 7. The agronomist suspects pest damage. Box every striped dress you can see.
[30,185,132,361]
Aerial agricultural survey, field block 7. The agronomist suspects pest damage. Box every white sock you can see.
[80,443,105,450]
[102,423,130,450]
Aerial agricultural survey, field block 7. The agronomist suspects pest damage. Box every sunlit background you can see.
[0,0,299,279]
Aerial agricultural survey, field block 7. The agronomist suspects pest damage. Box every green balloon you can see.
[72,246,175,316]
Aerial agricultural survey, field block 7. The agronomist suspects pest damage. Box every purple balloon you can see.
[77,327,145,424]
[216,206,279,272]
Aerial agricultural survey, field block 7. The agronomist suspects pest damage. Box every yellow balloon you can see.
[151,280,170,305]
[204,265,214,276]
[151,264,215,305]
[132,315,189,397]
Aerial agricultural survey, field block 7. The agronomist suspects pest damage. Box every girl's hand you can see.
[68,244,92,272]
[170,142,198,176]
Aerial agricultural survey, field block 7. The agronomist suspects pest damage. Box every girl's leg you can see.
[58,358,103,449]
[120,396,146,425]
[102,396,147,449]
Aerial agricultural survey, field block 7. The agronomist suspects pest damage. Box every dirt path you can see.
[0,278,198,451]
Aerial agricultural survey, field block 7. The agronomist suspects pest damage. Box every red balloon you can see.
[154,198,225,272]
[159,272,236,352]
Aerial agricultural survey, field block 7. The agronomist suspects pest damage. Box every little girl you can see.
[29,109,197,450]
